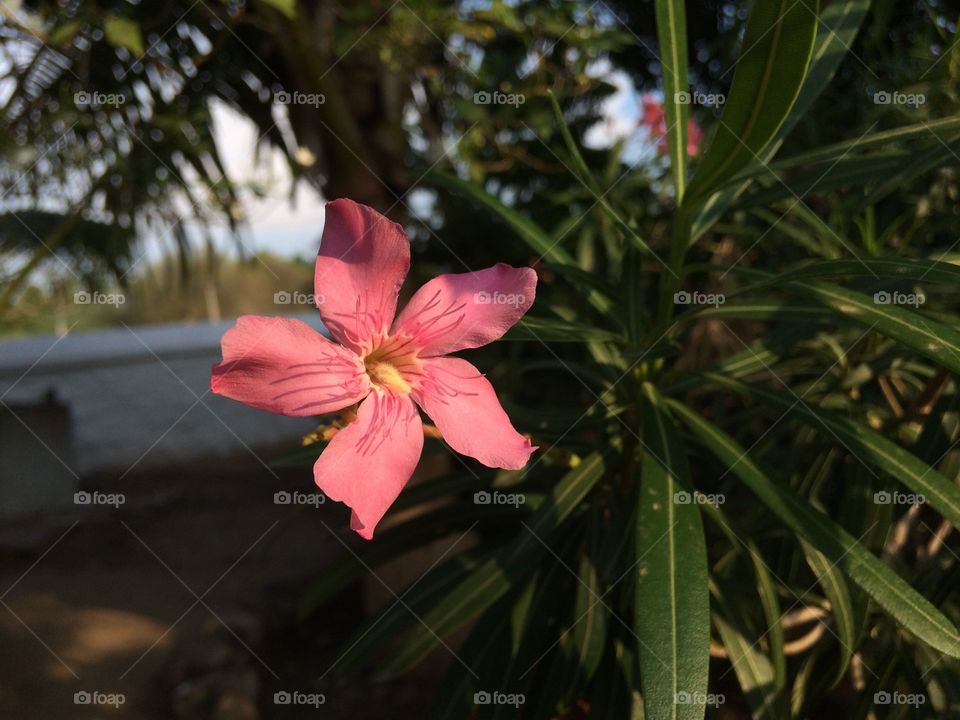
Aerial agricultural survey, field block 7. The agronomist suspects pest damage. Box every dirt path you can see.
[0,453,443,719]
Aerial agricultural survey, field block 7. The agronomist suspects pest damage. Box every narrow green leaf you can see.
[739,116,960,181]
[572,509,608,685]
[666,324,817,395]
[683,300,838,324]
[623,248,648,344]
[711,581,785,719]
[428,169,611,313]
[428,170,571,265]
[589,645,635,718]
[700,503,787,692]
[785,280,960,376]
[778,0,870,139]
[505,316,622,343]
[371,452,608,678]
[701,374,960,530]
[743,257,960,289]
[429,591,517,720]
[689,0,867,240]
[798,539,856,686]
[636,384,710,720]
[655,0,690,201]
[684,0,820,205]
[297,499,508,619]
[104,16,145,56]
[48,21,81,45]
[255,0,298,19]
[668,399,960,658]
[547,91,599,192]
[547,91,657,259]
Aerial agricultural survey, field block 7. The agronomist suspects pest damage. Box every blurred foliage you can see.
[0,249,312,336]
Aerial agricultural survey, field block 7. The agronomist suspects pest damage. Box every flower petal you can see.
[391,264,536,357]
[412,356,536,469]
[315,198,410,354]
[314,390,423,539]
[211,315,369,416]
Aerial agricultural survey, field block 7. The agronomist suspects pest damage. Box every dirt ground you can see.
[0,449,450,719]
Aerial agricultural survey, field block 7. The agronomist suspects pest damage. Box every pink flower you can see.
[211,199,538,539]
[639,92,703,157]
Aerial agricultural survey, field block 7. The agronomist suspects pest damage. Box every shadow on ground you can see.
[0,449,447,719]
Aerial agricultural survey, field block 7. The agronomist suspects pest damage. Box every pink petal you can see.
[391,263,536,357]
[314,390,423,539]
[412,356,536,469]
[315,199,410,354]
[211,315,369,416]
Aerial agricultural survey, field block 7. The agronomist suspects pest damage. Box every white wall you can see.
[0,317,320,486]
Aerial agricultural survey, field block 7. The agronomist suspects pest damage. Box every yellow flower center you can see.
[363,336,420,394]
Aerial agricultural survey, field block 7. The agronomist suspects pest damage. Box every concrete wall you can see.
[0,317,321,517]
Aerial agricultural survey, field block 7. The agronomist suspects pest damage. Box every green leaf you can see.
[699,503,787,692]
[744,257,960,289]
[743,116,960,181]
[711,581,785,719]
[369,452,608,678]
[668,399,960,658]
[623,248,648,344]
[681,300,838,324]
[430,591,517,719]
[297,498,507,619]
[255,0,298,19]
[572,509,608,685]
[778,0,870,139]
[589,645,636,718]
[505,316,622,343]
[666,323,817,395]
[428,170,571,265]
[104,16,145,57]
[654,0,690,201]
[784,280,960,376]
[48,20,81,46]
[428,169,611,313]
[701,374,960,531]
[798,539,857,686]
[547,91,600,192]
[684,0,820,205]
[688,0,867,240]
[636,384,710,720]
